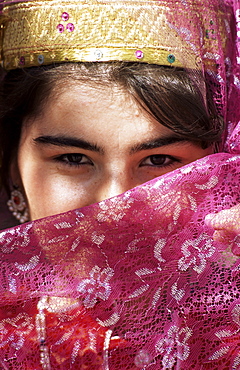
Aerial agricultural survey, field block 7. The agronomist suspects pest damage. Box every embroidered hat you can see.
[0,0,239,142]
[0,0,232,71]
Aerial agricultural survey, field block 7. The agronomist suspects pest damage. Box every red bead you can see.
[13,196,20,205]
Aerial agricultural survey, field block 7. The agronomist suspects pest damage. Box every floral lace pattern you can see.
[0,152,239,369]
[77,266,114,308]
[155,326,192,368]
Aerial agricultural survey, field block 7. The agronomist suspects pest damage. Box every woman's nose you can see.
[93,174,134,203]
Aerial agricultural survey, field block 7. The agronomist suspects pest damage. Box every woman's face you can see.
[16,83,213,220]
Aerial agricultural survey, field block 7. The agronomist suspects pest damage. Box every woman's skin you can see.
[15,82,213,221]
[205,204,240,253]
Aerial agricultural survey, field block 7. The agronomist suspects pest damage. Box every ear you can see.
[10,156,23,189]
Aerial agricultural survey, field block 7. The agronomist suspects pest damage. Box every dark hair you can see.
[0,62,224,192]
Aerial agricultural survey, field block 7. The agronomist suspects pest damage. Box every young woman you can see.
[0,0,239,369]
[0,62,218,221]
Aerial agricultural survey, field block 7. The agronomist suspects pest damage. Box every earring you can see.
[7,188,29,223]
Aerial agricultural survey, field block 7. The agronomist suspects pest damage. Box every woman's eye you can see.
[141,155,178,167]
[54,153,92,166]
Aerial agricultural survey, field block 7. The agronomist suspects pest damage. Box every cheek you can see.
[25,176,91,220]
[17,139,95,219]
[18,159,91,220]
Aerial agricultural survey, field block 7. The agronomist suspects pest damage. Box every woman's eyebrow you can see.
[33,135,103,153]
[130,135,187,153]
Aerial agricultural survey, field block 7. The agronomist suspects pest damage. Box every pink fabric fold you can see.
[0,151,239,369]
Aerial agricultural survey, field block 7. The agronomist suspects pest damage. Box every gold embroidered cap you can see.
[0,0,229,70]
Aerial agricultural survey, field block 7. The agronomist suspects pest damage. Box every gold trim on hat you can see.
[0,0,226,70]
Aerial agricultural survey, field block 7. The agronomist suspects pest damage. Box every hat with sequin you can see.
[0,0,232,71]
[0,0,239,133]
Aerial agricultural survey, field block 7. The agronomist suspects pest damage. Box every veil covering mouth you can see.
[0,0,239,369]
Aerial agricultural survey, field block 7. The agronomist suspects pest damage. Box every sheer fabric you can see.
[0,0,240,368]
[0,151,240,369]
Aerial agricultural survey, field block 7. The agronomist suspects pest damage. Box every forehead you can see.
[36,82,135,120]
[20,81,174,149]
[24,82,163,136]
[51,82,130,111]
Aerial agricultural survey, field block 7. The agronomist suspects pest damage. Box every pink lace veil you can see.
[0,0,240,369]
